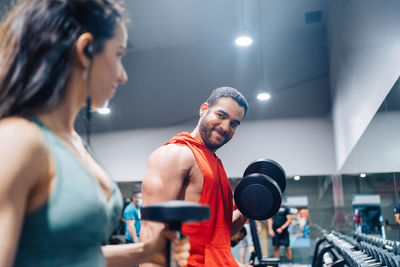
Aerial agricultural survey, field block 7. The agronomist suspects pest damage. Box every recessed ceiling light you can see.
[257,92,271,101]
[294,175,301,181]
[360,173,366,178]
[97,107,110,115]
[235,35,253,46]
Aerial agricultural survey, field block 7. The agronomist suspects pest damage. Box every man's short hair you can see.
[131,192,141,198]
[206,87,248,116]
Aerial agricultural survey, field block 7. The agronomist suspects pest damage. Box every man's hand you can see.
[269,230,275,237]
[276,228,283,234]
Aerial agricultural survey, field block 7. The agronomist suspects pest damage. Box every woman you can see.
[0,0,189,266]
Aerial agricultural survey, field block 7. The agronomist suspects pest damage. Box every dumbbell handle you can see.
[167,222,182,267]
[167,231,181,267]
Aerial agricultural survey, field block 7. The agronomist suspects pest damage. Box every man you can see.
[123,192,142,243]
[141,87,249,267]
[268,201,292,263]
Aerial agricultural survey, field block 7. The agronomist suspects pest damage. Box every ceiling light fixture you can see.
[257,92,271,101]
[360,173,367,178]
[235,0,253,47]
[256,0,272,103]
[235,35,253,46]
[294,175,301,181]
[97,107,111,115]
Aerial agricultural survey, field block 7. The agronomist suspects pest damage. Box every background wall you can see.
[328,0,400,170]
[92,117,336,181]
[341,111,400,174]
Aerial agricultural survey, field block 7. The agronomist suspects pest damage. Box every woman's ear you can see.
[199,103,208,117]
[75,32,94,69]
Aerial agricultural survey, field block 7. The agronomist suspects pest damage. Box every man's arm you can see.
[277,214,292,234]
[267,218,275,237]
[140,144,194,267]
[395,213,400,225]
[232,209,248,236]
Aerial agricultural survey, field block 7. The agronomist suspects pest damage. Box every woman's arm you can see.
[0,119,50,267]
[102,230,190,267]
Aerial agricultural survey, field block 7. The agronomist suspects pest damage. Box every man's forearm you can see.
[267,219,273,231]
[280,220,291,230]
[127,222,138,242]
[231,210,248,236]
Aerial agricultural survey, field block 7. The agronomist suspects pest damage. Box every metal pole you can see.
[393,173,398,205]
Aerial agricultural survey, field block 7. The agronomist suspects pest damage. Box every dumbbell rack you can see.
[354,232,400,256]
[313,231,400,267]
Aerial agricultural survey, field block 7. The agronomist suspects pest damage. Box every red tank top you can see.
[164,132,238,267]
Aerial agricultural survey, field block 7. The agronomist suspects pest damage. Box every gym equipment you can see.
[249,219,280,266]
[234,159,286,220]
[141,200,210,267]
[314,231,400,267]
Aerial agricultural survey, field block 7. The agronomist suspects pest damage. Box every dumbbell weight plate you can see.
[234,173,282,220]
[243,159,286,193]
[141,200,210,230]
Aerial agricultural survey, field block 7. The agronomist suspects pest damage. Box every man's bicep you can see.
[142,146,189,205]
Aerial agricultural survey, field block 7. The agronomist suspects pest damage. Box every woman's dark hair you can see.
[0,0,126,118]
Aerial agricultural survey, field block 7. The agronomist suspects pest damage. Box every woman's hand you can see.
[145,230,190,267]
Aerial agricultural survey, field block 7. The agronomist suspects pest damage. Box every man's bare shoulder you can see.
[148,143,195,169]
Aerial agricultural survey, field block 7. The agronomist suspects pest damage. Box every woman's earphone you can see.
[84,44,93,59]
[83,42,94,145]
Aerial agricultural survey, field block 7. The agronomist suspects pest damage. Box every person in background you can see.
[393,202,400,238]
[354,209,362,233]
[124,192,142,243]
[268,201,292,263]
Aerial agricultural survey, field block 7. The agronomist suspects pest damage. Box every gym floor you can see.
[231,238,314,265]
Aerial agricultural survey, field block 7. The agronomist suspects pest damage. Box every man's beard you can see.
[199,116,231,151]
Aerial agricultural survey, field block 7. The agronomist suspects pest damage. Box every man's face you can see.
[199,97,245,152]
[133,193,142,206]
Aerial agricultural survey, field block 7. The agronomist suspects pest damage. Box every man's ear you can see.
[75,32,94,69]
[199,103,208,117]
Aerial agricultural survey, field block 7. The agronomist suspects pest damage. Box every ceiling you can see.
[89,0,331,133]
[1,0,332,133]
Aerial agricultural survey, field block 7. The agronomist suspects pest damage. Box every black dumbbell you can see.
[234,159,286,220]
[141,200,210,267]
